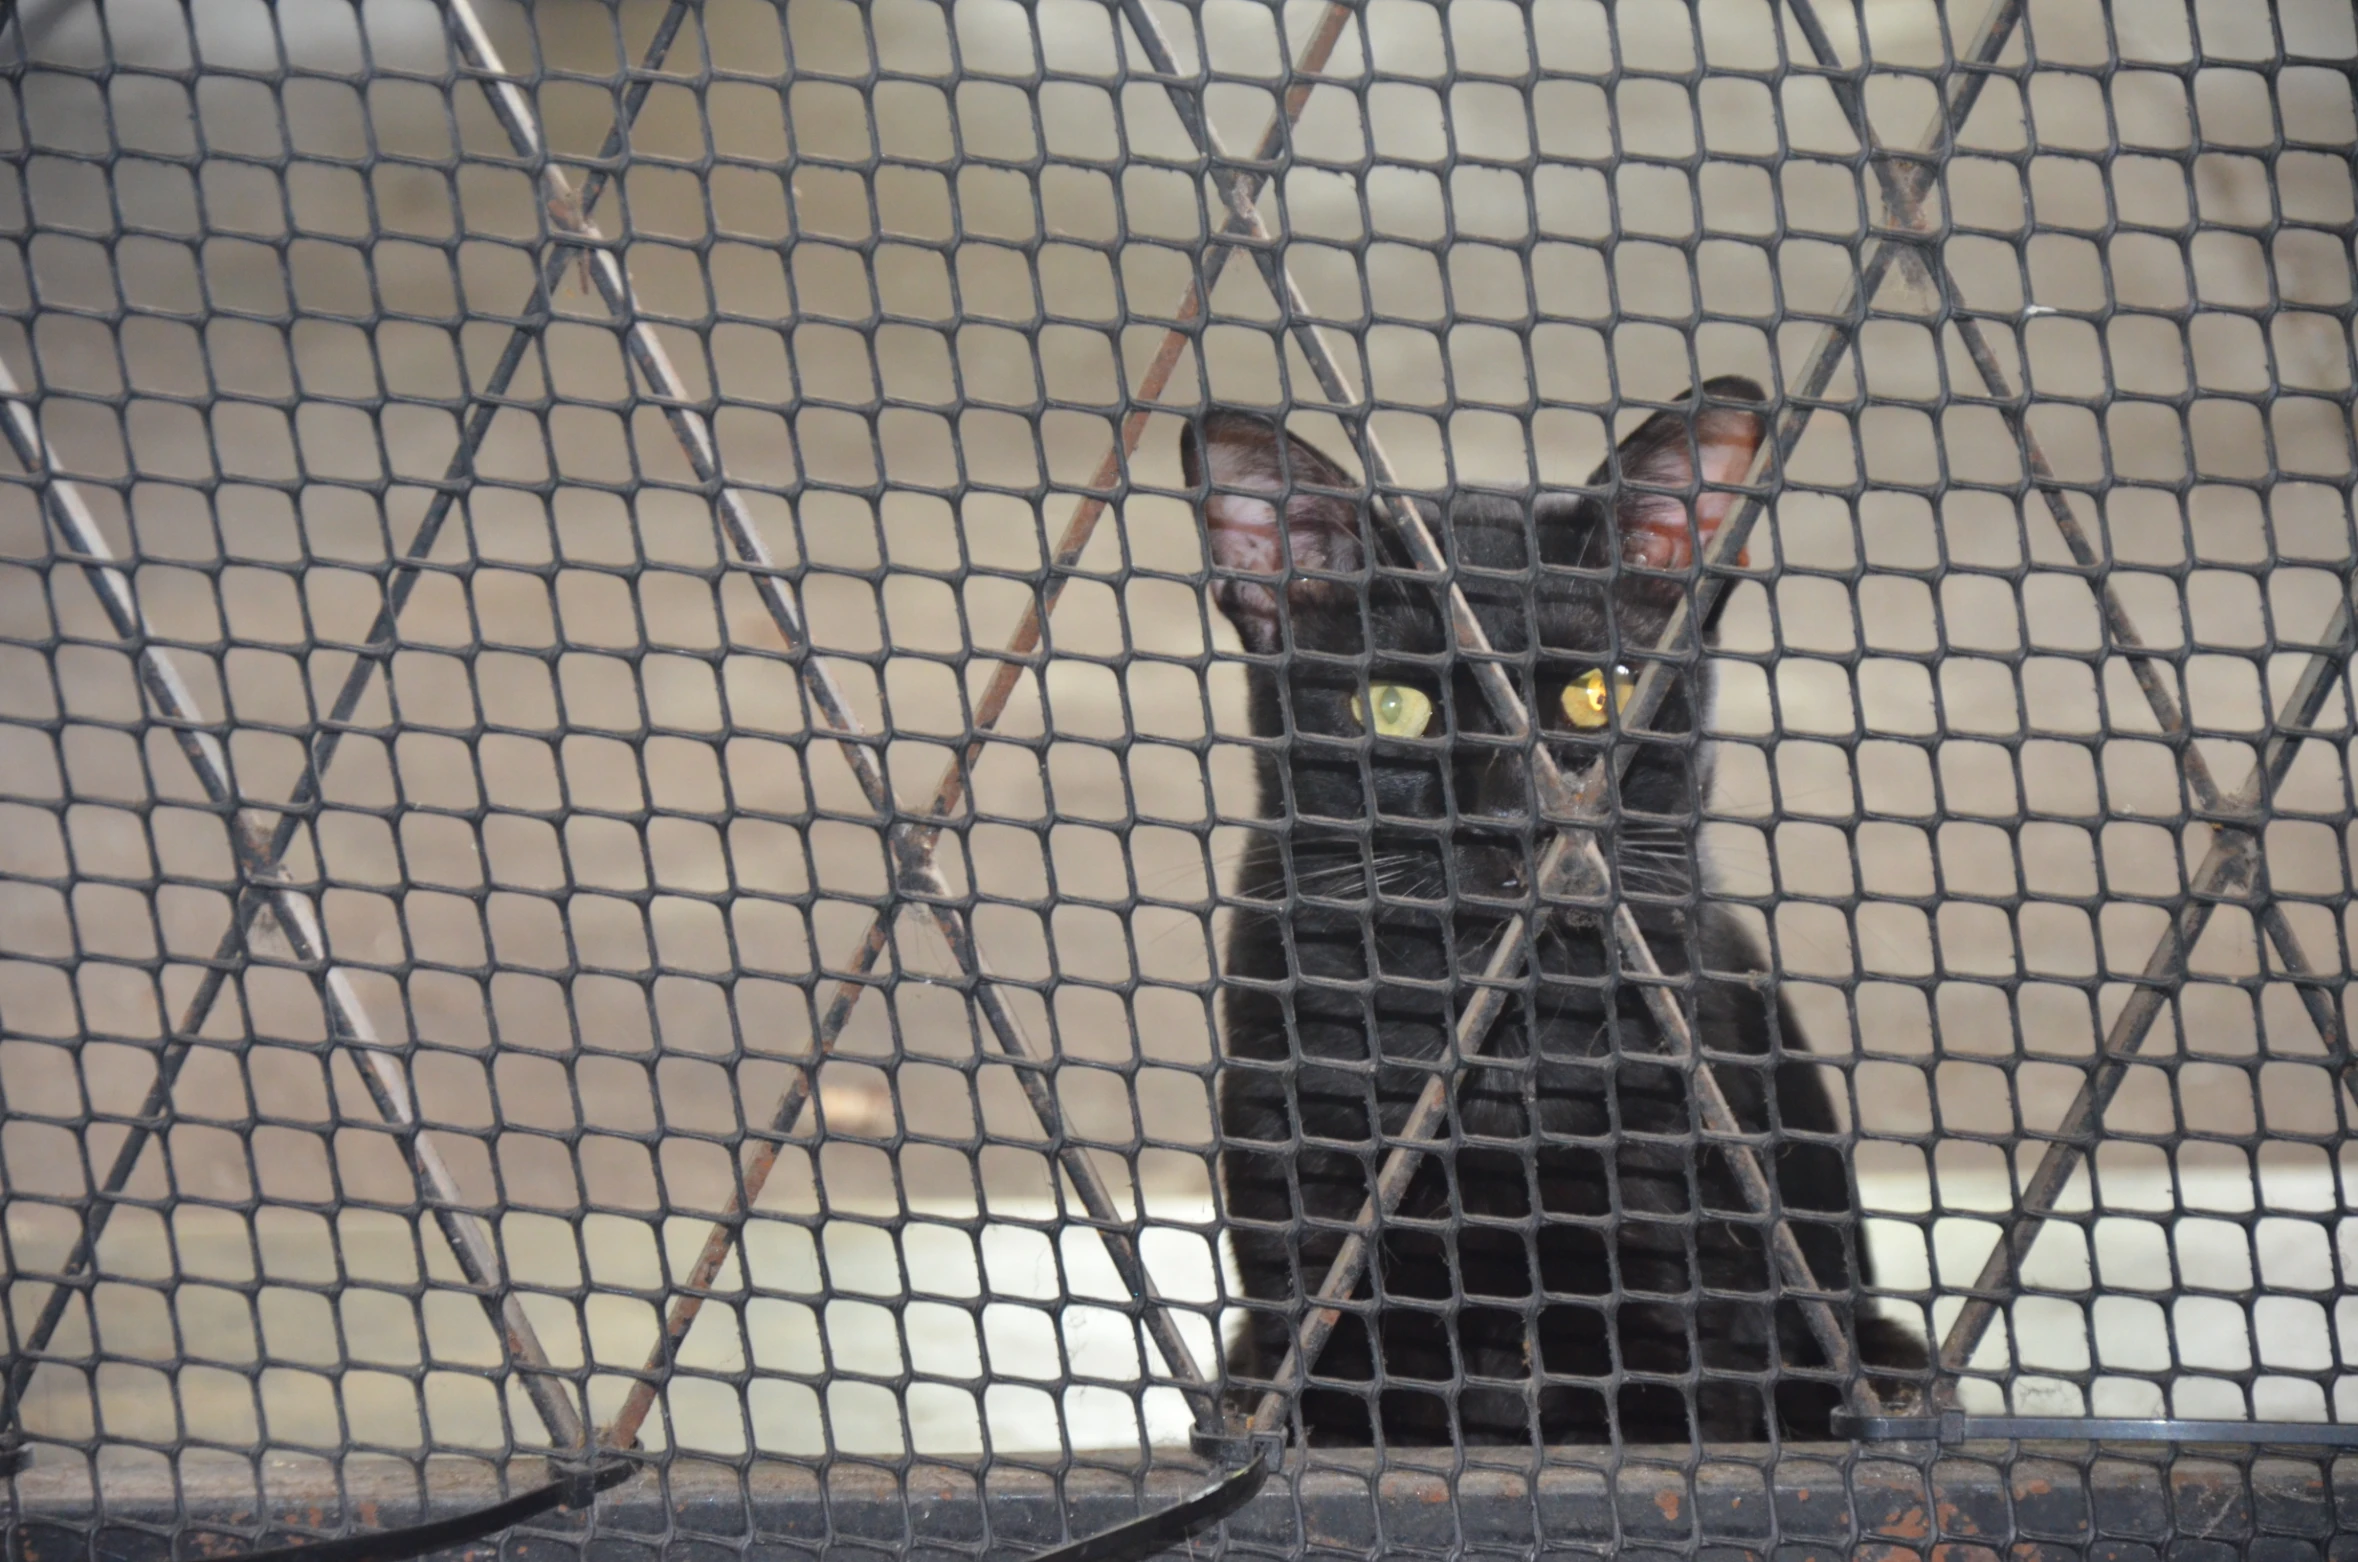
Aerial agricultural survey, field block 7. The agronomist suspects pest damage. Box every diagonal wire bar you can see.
[0,0,702,1449]
[594,6,1361,1455]
[1111,0,2035,1428]
[1933,614,2352,1380]
[1773,0,2358,1392]
[1110,0,1870,1420]
[1783,0,2346,1046]
[444,0,1224,1445]
[1936,288,2350,1058]
[5,0,1217,1461]
[899,3,1359,849]
[619,0,1358,1172]
[0,365,589,1451]
[420,0,1343,1452]
[1213,0,2061,1431]
[7,0,2340,1494]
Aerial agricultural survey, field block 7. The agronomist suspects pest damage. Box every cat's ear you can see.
[1180,410,1365,653]
[1608,376,1768,570]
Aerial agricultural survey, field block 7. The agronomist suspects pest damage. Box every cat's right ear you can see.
[1605,375,1768,572]
[1180,411,1365,654]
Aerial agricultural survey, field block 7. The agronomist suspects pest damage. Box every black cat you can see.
[1186,379,1919,1446]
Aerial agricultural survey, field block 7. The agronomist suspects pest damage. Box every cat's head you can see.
[1182,375,1766,706]
[1181,378,1767,889]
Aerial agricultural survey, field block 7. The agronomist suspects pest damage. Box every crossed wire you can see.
[3,0,2346,1465]
[1165,0,2054,1430]
[0,0,724,1451]
[1772,0,2357,1389]
[0,0,1347,1454]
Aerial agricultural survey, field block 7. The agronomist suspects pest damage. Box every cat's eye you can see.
[1560,666,1636,729]
[1350,683,1435,738]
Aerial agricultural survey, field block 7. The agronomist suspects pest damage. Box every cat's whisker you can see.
[1610,877,1694,899]
[1248,850,1451,906]
[1128,857,1225,901]
[1233,860,1374,898]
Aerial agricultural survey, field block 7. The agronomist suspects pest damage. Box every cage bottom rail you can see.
[1835,1414,2358,1449]
[7,1445,2347,1561]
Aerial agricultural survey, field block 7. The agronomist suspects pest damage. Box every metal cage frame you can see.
[3,0,2356,1554]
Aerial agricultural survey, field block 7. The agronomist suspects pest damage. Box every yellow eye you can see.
[1560,666,1637,729]
[1349,683,1434,738]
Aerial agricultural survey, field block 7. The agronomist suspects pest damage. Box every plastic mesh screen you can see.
[3,0,2358,1551]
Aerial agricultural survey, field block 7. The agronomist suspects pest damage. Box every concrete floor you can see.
[5,1149,2348,1458]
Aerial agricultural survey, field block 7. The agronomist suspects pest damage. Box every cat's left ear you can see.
[1180,410,1366,653]
[1609,376,1768,570]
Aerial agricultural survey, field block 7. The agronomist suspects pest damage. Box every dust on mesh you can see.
[0,0,2353,1512]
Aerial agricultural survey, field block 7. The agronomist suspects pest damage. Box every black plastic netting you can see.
[3,0,2358,1557]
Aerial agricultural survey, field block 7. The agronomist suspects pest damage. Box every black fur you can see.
[1186,380,1920,1447]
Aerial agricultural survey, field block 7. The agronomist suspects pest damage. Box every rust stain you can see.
[1882,1505,1932,1541]
[1655,1489,1682,1523]
[2017,1479,2051,1498]
[1937,1498,1982,1537]
[1796,1488,1812,1503]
